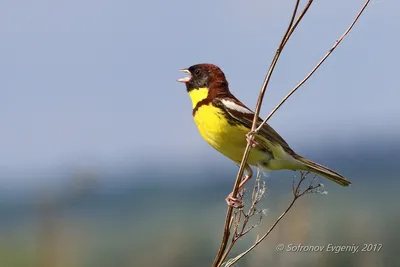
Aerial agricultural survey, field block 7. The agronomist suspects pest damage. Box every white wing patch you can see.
[221,99,253,114]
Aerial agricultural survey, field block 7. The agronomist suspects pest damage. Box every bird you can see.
[177,63,351,207]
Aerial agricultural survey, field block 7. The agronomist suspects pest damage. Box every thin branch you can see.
[225,197,297,267]
[213,1,308,266]
[224,173,323,267]
[282,0,313,47]
[219,169,267,264]
[251,0,304,132]
[215,0,371,265]
[254,0,371,134]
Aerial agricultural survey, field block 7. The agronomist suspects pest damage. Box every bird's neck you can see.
[188,87,209,109]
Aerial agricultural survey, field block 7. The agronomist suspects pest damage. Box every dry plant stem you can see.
[215,0,371,266]
[224,173,322,267]
[223,1,372,265]
[219,171,266,264]
[213,1,307,266]
[251,0,303,131]
[254,0,371,134]
[224,198,297,267]
[282,0,313,47]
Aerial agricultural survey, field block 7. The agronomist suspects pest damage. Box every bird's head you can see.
[177,63,230,108]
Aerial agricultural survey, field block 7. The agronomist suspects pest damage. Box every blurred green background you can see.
[1,145,399,267]
[1,0,399,266]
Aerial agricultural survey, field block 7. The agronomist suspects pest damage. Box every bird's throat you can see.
[188,87,209,109]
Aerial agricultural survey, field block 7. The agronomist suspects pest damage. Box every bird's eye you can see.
[194,69,202,76]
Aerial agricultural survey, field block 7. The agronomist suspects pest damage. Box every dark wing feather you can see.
[213,97,294,153]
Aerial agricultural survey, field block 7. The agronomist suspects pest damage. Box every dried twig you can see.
[213,0,371,266]
[254,0,372,134]
[219,169,268,264]
[224,172,325,267]
[213,1,309,265]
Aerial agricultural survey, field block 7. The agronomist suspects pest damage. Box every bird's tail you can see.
[294,155,351,187]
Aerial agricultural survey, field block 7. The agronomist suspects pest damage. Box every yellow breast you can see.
[188,87,267,165]
[193,104,267,164]
[193,103,233,149]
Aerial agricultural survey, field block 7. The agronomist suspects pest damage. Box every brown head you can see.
[177,63,230,95]
[177,63,235,112]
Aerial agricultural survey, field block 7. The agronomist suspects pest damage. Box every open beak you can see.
[177,69,192,83]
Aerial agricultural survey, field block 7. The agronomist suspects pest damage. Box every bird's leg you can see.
[225,193,243,208]
[226,165,253,208]
[246,131,258,148]
[225,176,253,207]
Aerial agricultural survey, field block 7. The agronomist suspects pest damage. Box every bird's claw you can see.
[246,131,258,147]
[225,192,244,208]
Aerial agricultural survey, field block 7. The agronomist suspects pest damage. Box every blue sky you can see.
[1,0,398,183]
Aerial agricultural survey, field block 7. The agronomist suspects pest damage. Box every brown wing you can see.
[213,97,294,153]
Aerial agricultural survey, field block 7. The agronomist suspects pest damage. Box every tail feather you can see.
[295,156,351,187]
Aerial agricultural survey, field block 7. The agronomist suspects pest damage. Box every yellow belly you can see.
[193,104,267,165]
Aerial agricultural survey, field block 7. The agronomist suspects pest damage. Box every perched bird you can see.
[177,63,351,206]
